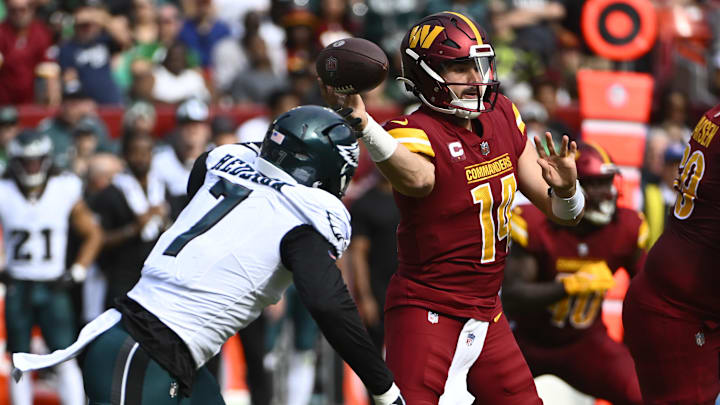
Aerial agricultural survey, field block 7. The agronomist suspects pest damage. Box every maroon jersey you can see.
[645,103,720,318]
[383,95,527,321]
[509,204,648,345]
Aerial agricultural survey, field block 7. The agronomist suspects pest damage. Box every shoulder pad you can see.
[383,115,435,158]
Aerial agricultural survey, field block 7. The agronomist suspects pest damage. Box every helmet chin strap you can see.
[448,85,486,120]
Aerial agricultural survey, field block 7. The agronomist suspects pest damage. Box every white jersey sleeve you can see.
[284,186,352,257]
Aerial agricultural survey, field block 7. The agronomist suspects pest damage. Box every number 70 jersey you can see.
[383,96,528,322]
[128,144,351,368]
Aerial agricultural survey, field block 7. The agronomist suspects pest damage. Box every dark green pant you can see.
[5,280,76,353]
[82,323,225,405]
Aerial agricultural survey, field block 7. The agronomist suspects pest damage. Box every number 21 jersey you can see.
[0,173,82,280]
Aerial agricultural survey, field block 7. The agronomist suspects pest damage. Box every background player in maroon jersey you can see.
[623,103,720,405]
[321,11,585,405]
[502,142,646,405]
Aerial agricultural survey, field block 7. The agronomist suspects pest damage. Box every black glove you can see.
[335,106,364,131]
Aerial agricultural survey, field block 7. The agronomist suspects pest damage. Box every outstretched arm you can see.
[280,225,404,404]
[321,83,435,198]
[517,133,584,225]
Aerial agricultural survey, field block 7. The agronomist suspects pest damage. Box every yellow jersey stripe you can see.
[400,141,435,157]
[388,128,430,141]
[509,218,528,247]
[444,11,482,45]
[511,103,526,134]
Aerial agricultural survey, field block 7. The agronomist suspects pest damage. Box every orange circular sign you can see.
[582,0,657,61]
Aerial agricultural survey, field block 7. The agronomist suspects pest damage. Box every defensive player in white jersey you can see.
[0,130,103,405]
[11,106,406,405]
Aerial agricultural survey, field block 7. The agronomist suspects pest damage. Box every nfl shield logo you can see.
[695,331,706,347]
[325,56,338,72]
[480,141,490,156]
[466,332,475,347]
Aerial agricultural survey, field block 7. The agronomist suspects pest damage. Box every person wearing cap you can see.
[0,106,20,174]
[642,141,686,248]
[37,81,115,169]
[0,0,60,105]
[152,98,211,220]
[57,2,130,105]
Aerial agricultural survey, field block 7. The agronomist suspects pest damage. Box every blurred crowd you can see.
[0,0,719,403]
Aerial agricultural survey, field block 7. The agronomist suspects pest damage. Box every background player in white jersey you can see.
[0,130,103,405]
[12,106,406,405]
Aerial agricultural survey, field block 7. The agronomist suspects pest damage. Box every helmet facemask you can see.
[400,31,500,119]
[8,135,53,188]
[579,176,618,226]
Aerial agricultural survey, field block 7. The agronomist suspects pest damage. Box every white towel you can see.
[438,319,489,405]
[112,171,165,241]
[11,309,122,381]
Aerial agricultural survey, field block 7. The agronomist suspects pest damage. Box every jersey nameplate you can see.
[210,154,289,191]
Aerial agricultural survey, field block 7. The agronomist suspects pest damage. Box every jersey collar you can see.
[256,158,298,185]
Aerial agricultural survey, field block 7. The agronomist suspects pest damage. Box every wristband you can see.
[372,382,400,405]
[361,114,398,162]
[550,180,584,220]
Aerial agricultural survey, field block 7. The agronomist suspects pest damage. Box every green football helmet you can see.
[260,105,359,198]
[7,129,53,188]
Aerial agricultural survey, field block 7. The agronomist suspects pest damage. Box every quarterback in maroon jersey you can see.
[322,11,585,404]
[503,142,646,405]
[623,103,720,405]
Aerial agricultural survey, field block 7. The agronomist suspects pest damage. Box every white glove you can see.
[373,383,406,405]
[70,263,87,283]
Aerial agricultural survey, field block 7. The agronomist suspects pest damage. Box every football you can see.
[316,38,389,95]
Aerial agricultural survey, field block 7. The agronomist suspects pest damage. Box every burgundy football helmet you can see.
[575,142,620,225]
[399,12,500,119]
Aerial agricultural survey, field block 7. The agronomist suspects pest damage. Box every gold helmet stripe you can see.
[586,141,612,164]
[443,11,482,45]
